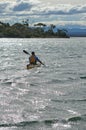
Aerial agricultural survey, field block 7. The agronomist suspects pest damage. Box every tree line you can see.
[0,20,70,38]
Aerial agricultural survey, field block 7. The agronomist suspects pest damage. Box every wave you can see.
[68,114,86,122]
[0,121,38,128]
[2,81,12,85]
[80,76,86,79]
[47,79,68,84]
[0,115,86,128]
[0,119,66,128]
[51,99,86,103]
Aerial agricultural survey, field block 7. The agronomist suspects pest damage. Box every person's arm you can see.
[38,59,45,65]
[36,56,45,65]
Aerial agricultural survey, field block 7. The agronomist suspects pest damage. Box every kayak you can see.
[26,64,41,69]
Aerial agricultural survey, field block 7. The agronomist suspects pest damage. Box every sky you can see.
[0,0,86,28]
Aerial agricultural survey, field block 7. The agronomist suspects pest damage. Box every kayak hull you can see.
[26,64,41,69]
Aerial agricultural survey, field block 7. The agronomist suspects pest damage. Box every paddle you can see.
[23,50,46,66]
[23,50,30,55]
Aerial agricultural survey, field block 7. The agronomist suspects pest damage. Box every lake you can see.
[0,38,86,130]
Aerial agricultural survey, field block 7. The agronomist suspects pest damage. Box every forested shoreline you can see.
[0,20,69,38]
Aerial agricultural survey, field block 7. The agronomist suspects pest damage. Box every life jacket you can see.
[29,55,36,64]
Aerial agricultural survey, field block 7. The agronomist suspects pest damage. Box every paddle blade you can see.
[23,50,30,55]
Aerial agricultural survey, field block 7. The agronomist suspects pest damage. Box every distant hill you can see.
[67,28,86,37]
[0,20,85,37]
[43,25,86,37]
[54,25,86,37]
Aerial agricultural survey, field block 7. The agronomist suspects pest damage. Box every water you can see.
[0,38,86,130]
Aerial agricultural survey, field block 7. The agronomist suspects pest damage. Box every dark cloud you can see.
[13,2,32,11]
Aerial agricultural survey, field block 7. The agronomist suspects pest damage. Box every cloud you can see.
[82,15,86,20]
[13,2,32,11]
[8,0,34,12]
[69,5,86,14]
[0,0,40,13]
[0,2,9,13]
[0,0,86,28]
[33,4,86,15]
[0,1,86,15]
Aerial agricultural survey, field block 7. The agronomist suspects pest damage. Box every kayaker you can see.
[29,51,44,65]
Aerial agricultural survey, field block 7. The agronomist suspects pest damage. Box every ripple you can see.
[80,76,86,79]
[0,118,68,128]
[68,114,86,122]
